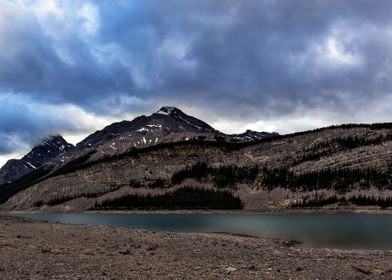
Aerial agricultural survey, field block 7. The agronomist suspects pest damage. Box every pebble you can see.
[2,214,392,279]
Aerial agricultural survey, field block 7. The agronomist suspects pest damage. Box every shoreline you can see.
[1,213,392,279]
[6,207,392,215]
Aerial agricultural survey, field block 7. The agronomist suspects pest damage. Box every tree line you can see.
[33,185,121,207]
[260,166,392,192]
[293,194,392,208]
[171,162,259,188]
[298,133,392,163]
[90,187,242,210]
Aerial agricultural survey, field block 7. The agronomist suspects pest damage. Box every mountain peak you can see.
[155,106,183,116]
[228,129,279,142]
[32,135,73,153]
[44,134,64,141]
[0,135,74,185]
[153,106,216,133]
[39,134,67,145]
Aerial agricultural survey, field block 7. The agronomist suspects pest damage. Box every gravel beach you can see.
[1,214,392,279]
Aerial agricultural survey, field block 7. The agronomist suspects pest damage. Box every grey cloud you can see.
[0,94,102,153]
[96,0,392,118]
[1,0,392,154]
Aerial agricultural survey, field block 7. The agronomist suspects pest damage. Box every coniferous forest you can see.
[8,130,392,210]
[171,162,259,188]
[260,166,392,192]
[90,187,242,210]
[293,194,392,208]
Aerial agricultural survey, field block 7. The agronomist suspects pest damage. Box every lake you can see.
[14,212,392,250]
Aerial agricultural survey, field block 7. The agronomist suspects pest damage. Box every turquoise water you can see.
[15,212,392,249]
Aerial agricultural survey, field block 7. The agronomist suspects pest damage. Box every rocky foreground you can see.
[1,215,392,279]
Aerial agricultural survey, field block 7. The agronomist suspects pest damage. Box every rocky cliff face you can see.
[4,123,392,211]
[44,106,277,168]
[77,106,216,152]
[229,130,279,142]
[0,106,278,209]
[0,135,74,185]
[3,107,392,211]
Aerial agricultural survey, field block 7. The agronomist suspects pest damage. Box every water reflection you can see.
[15,212,392,250]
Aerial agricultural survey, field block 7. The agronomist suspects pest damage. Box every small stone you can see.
[352,265,371,275]
[248,265,257,271]
[119,248,131,255]
[282,239,302,247]
[41,248,50,254]
[226,267,237,273]
[147,245,158,251]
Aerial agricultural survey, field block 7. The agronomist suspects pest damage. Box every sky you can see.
[1,0,392,166]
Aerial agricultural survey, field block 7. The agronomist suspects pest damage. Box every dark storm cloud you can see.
[0,93,101,154]
[96,0,392,117]
[1,0,392,156]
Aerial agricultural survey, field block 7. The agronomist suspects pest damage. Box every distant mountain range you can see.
[64,106,278,164]
[0,106,278,186]
[2,106,392,211]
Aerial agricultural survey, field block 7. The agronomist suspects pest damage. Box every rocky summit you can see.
[0,135,74,185]
[2,107,392,212]
[73,106,218,158]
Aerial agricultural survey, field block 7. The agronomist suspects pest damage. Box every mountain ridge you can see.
[0,106,278,203]
[40,106,278,171]
[4,107,392,211]
[0,135,74,185]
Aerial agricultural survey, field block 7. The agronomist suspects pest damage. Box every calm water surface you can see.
[15,212,392,250]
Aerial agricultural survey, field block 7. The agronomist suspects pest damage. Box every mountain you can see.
[74,106,217,156]
[4,119,392,211]
[0,106,278,208]
[49,106,277,166]
[0,135,74,185]
[229,130,279,142]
